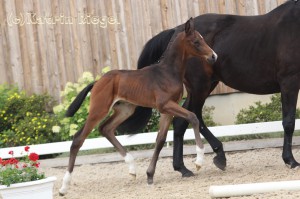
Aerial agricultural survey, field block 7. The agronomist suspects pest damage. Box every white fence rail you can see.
[1,119,300,159]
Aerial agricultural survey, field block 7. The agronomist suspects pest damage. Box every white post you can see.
[209,180,300,198]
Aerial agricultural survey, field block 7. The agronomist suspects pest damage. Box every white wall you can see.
[204,92,300,125]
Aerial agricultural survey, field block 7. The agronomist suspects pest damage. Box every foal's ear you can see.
[185,17,194,36]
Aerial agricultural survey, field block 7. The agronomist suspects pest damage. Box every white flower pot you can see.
[0,176,56,199]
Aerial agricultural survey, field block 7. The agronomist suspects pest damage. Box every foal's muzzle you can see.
[207,52,218,65]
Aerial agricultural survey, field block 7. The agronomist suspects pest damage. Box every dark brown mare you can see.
[59,18,217,195]
[117,0,300,177]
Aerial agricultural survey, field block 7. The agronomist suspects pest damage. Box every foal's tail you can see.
[65,82,95,117]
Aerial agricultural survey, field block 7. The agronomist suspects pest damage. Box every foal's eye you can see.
[194,41,200,47]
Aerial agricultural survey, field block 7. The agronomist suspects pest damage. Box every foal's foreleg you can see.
[161,101,204,170]
[99,103,137,177]
[147,114,173,185]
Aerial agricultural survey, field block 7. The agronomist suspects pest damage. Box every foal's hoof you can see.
[129,173,137,179]
[59,192,65,197]
[58,188,66,197]
[195,160,203,171]
[195,164,201,171]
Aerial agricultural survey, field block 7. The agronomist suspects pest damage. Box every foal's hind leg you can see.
[99,102,137,177]
[59,103,111,195]
[146,114,173,185]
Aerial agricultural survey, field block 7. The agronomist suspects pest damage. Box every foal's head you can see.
[182,18,217,64]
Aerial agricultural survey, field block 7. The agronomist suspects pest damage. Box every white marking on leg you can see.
[124,153,136,175]
[59,171,72,195]
[195,146,205,167]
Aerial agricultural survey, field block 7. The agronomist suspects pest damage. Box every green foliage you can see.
[0,84,19,110]
[202,106,219,127]
[235,94,300,124]
[142,109,160,132]
[0,88,61,147]
[53,72,98,140]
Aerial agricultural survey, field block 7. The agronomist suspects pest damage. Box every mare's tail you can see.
[65,82,95,117]
[117,28,175,134]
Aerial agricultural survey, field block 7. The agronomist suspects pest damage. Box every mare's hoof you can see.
[177,166,195,178]
[285,163,292,169]
[285,163,300,169]
[284,158,300,169]
[147,178,154,185]
[181,168,194,177]
[213,156,226,171]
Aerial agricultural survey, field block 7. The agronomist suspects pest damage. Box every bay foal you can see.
[59,18,217,195]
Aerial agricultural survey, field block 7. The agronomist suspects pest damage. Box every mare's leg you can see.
[191,91,226,171]
[281,88,300,168]
[173,81,226,176]
[173,97,194,177]
[147,114,173,184]
[199,116,226,170]
[162,101,204,169]
[99,102,137,176]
